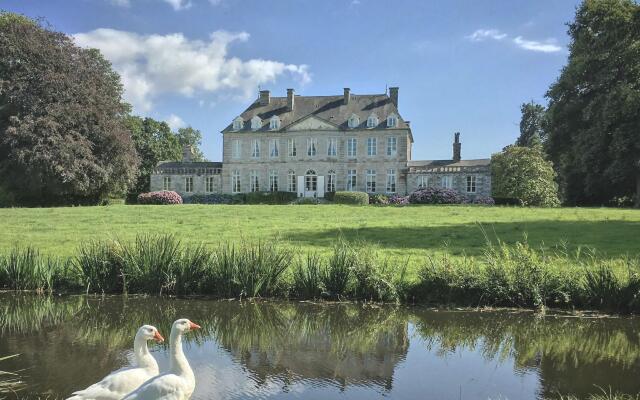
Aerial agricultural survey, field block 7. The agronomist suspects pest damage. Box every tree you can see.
[0,12,138,205]
[176,126,206,161]
[516,101,547,148]
[545,0,640,207]
[491,146,561,207]
[126,116,181,195]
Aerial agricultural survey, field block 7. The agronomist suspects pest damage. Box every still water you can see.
[1,294,639,400]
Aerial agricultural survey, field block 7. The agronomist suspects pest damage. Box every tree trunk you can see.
[636,172,640,208]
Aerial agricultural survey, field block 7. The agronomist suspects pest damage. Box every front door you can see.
[304,170,317,197]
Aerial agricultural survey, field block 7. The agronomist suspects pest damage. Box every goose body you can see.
[67,325,164,400]
[123,319,200,400]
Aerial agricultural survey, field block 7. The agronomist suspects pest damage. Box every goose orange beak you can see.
[154,331,165,343]
[188,321,201,330]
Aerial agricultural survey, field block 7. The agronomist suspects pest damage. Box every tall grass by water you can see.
[1,234,639,312]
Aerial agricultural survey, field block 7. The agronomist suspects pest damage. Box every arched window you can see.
[305,170,317,192]
[387,114,398,128]
[348,114,360,128]
[269,115,281,130]
[232,117,243,131]
[251,116,262,131]
[367,113,378,128]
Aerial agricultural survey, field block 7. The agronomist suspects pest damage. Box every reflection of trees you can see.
[209,302,409,391]
[411,310,640,398]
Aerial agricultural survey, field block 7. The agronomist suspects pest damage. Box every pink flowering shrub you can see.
[409,187,464,204]
[137,191,183,205]
[388,195,409,206]
[471,196,495,205]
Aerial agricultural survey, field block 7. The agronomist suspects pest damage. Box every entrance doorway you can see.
[304,169,317,197]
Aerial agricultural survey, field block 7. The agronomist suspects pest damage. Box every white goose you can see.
[123,319,201,400]
[67,325,164,400]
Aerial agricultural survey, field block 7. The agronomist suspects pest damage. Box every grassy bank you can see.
[1,235,639,313]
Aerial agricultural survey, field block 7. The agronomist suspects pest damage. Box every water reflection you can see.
[1,294,639,399]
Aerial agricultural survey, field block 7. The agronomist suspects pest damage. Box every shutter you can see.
[297,176,304,197]
[317,176,325,198]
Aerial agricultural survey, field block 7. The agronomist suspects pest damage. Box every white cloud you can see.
[466,28,562,53]
[466,29,507,42]
[164,0,192,10]
[513,36,562,53]
[166,114,186,130]
[73,29,311,112]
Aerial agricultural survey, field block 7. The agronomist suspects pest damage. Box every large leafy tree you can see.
[545,0,640,207]
[126,116,181,195]
[516,101,547,148]
[0,12,138,205]
[176,126,206,161]
[491,146,561,207]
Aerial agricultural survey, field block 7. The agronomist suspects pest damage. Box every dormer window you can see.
[387,114,398,128]
[367,113,379,128]
[348,114,360,129]
[232,117,243,131]
[269,115,281,130]
[251,116,262,131]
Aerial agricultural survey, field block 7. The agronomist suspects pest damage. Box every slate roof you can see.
[408,159,491,172]
[155,161,222,169]
[221,92,410,133]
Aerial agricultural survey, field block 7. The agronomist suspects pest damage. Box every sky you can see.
[4,0,581,161]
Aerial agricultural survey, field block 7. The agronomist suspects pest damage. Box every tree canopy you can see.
[491,146,560,207]
[176,126,206,162]
[545,0,640,206]
[0,12,138,205]
[516,101,547,148]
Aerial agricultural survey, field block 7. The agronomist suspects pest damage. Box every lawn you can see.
[0,205,638,263]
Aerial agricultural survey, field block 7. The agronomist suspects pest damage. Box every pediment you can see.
[286,116,339,131]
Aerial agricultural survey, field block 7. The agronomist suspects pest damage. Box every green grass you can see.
[0,205,638,262]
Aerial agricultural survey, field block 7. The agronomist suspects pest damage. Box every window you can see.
[305,169,317,192]
[250,116,262,130]
[367,137,377,156]
[232,170,241,193]
[251,139,260,158]
[466,175,476,193]
[327,170,336,192]
[206,176,215,193]
[185,176,193,193]
[387,114,398,128]
[163,176,171,191]
[288,170,296,192]
[348,114,360,128]
[418,175,428,188]
[270,139,279,158]
[306,138,317,157]
[441,175,453,189]
[347,169,357,191]
[327,138,337,156]
[386,169,396,193]
[386,137,397,156]
[366,169,376,192]
[232,139,241,159]
[288,138,297,157]
[269,116,280,130]
[250,170,259,192]
[269,170,278,192]
[347,138,357,157]
[367,113,378,128]
[232,117,243,131]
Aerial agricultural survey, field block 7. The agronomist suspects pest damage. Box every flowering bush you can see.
[471,196,495,205]
[137,191,183,205]
[388,195,409,206]
[369,194,389,205]
[183,194,233,205]
[409,187,464,204]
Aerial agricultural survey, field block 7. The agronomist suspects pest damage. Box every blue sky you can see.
[5,0,580,161]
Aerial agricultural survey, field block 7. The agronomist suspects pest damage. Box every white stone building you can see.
[151,88,492,198]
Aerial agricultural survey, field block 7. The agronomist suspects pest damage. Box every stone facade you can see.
[150,88,492,199]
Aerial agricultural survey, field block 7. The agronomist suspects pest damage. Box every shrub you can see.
[333,191,369,205]
[409,187,464,204]
[238,191,297,205]
[369,194,389,205]
[471,196,496,205]
[324,191,336,202]
[388,195,409,206]
[183,193,234,204]
[137,191,182,205]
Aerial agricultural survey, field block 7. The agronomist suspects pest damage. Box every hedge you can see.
[333,191,369,205]
[137,191,183,205]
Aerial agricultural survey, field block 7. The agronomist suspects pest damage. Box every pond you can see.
[1,294,639,400]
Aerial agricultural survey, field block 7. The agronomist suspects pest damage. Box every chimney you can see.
[343,88,351,105]
[389,87,399,107]
[286,88,295,111]
[182,144,193,162]
[259,90,270,106]
[453,132,461,162]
